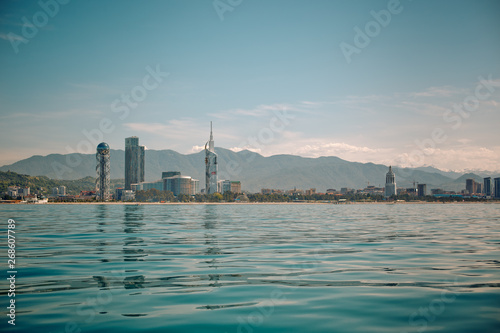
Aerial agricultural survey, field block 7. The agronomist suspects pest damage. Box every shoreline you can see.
[5,201,498,206]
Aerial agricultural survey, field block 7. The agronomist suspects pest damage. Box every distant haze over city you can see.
[1,1,499,172]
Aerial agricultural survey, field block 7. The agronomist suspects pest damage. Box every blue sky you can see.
[1,0,499,172]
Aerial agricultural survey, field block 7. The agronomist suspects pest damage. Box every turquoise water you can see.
[1,203,499,333]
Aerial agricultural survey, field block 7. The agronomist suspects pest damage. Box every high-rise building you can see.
[125,136,145,190]
[384,166,396,197]
[191,179,200,194]
[417,183,427,197]
[466,178,478,195]
[218,180,230,194]
[96,142,111,201]
[484,177,492,196]
[58,186,66,196]
[494,178,500,198]
[205,122,218,194]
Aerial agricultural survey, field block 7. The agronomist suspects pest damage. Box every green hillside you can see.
[0,171,124,196]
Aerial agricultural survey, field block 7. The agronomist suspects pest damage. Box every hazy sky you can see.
[1,0,499,172]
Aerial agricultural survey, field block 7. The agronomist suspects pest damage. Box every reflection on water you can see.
[1,203,499,333]
[124,275,145,289]
[123,205,147,262]
[96,205,108,233]
[204,205,222,287]
[123,204,145,233]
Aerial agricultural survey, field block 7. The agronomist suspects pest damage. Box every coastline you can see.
[7,201,498,206]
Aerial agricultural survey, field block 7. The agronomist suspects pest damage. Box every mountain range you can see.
[1,148,497,193]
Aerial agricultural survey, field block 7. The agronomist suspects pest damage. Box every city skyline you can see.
[1,132,498,198]
[1,1,499,172]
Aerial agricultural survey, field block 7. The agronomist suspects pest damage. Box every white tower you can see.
[385,166,396,197]
[205,122,218,194]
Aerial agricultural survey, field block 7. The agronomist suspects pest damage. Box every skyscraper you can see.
[417,183,427,197]
[205,122,218,194]
[384,166,396,197]
[484,177,492,196]
[494,178,500,199]
[96,142,111,201]
[125,136,145,190]
[466,178,477,195]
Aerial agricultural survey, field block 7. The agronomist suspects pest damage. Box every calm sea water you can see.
[1,203,499,333]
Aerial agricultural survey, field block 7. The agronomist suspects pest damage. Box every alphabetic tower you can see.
[96,142,111,201]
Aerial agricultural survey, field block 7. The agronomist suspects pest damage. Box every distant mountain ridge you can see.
[1,148,497,193]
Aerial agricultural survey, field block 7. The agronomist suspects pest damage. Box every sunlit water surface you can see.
[1,203,499,333]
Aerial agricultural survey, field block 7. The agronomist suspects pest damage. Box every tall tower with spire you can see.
[205,121,218,194]
[385,166,396,197]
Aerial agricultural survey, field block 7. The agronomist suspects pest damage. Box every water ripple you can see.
[1,203,499,333]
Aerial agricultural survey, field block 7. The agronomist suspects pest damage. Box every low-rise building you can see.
[261,189,284,194]
[132,180,163,191]
[78,190,97,201]
[218,180,242,194]
[341,187,355,195]
[6,186,30,198]
[305,188,316,196]
[164,175,197,196]
[121,190,135,201]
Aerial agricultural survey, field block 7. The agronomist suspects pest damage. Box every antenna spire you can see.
[208,121,214,151]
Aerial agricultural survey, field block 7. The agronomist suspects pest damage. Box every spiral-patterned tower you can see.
[96,142,111,201]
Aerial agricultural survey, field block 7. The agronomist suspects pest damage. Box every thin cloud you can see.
[209,102,309,120]
[0,109,102,120]
[229,146,262,154]
[396,145,500,172]
[190,145,205,153]
[300,101,326,107]
[124,118,238,142]
[409,86,466,98]
[0,33,26,41]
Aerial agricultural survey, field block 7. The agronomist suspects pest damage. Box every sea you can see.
[0,203,499,333]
